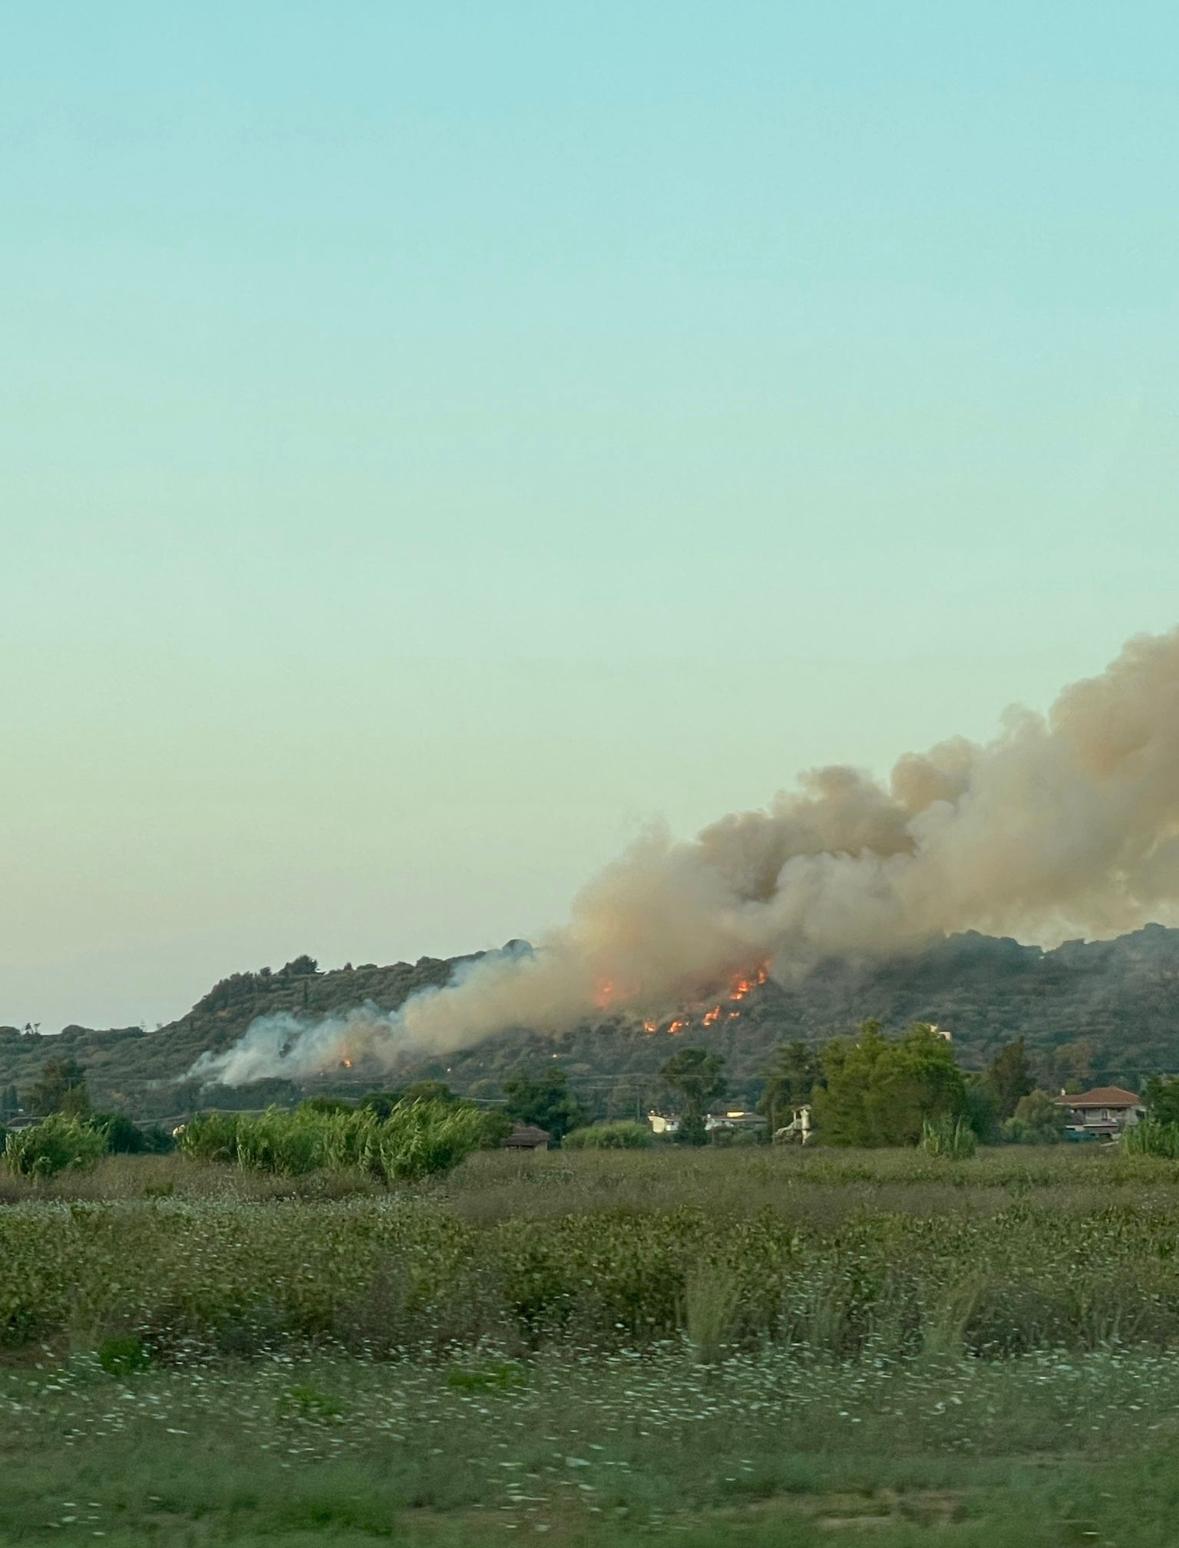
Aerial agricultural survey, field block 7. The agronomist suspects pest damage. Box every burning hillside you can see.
[193,626,1179,1087]
[639,965,769,1036]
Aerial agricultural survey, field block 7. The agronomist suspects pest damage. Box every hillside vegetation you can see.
[3,926,1179,1117]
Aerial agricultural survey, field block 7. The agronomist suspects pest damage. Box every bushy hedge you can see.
[2,1114,174,1178]
[178,1100,487,1183]
[562,1121,654,1150]
[3,1115,108,1178]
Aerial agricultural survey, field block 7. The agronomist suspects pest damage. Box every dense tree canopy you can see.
[1143,1075,1179,1127]
[811,1022,967,1147]
[27,1056,91,1118]
[503,1068,585,1142]
[758,1040,820,1132]
[1004,1090,1068,1144]
[985,1038,1034,1119]
[661,1047,727,1146]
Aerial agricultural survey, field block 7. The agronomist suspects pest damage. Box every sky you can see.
[3,2,1178,1031]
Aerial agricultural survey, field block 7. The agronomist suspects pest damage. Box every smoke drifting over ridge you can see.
[194,627,1179,1086]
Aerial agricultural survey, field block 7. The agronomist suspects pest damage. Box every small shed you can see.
[501,1124,551,1152]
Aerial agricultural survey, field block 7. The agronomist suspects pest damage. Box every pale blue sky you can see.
[3,3,1177,1029]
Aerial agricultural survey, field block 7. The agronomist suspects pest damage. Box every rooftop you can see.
[1056,1086,1142,1108]
[501,1124,552,1148]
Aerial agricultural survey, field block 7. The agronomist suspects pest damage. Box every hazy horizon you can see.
[5,4,1179,1032]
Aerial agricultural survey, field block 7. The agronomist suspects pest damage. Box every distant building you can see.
[1055,1086,1145,1139]
[501,1124,551,1152]
[647,1111,679,1137]
[705,1109,764,1134]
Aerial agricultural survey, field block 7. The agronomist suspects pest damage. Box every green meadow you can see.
[5,1146,1179,1545]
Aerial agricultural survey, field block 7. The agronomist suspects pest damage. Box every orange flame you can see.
[667,1018,687,1035]
[340,1057,353,1069]
[728,963,770,1002]
[701,1005,722,1026]
[642,1018,659,1034]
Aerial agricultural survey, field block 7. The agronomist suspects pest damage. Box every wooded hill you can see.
[3,926,1178,1119]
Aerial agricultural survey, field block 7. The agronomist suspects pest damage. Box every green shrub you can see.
[562,1121,654,1150]
[1123,1120,1179,1158]
[96,1334,152,1376]
[476,1109,515,1148]
[177,1111,240,1164]
[3,1115,107,1177]
[93,1113,174,1155]
[1002,1090,1067,1145]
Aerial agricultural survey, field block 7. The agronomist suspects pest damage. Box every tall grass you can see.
[1123,1119,1179,1158]
[919,1116,978,1159]
[7,1181,1179,1359]
[179,1100,486,1183]
[682,1263,741,1362]
[3,1114,107,1177]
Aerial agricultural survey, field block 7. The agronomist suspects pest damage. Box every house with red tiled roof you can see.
[1054,1086,1145,1138]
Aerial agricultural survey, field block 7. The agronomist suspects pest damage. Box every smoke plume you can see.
[194,627,1179,1084]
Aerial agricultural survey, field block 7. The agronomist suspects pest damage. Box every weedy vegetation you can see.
[6,1143,1179,1543]
[1123,1117,1179,1158]
[177,1098,490,1182]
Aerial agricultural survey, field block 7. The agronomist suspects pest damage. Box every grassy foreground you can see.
[7,1148,1179,1357]
[5,1343,1179,1545]
[5,1146,1179,1544]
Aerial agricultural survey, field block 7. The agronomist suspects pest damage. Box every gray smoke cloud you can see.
[193,626,1179,1085]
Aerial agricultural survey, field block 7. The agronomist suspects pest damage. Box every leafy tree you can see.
[279,955,319,977]
[27,1056,91,1118]
[758,1041,820,1134]
[476,1109,515,1148]
[402,1080,460,1107]
[503,1068,585,1142]
[300,1096,355,1116]
[92,1113,174,1154]
[1040,1038,1098,1093]
[0,1083,19,1117]
[196,1078,298,1111]
[811,1022,967,1147]
[985,1037,1034,1119]
[962,1074,1000,1143]
[1143,1075,1179,1126]
[1003,1089,1067,1144]
[359,1090,403,1119]
[660,1047,727,1146]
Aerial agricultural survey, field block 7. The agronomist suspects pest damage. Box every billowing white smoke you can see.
[193,627,1179,1084]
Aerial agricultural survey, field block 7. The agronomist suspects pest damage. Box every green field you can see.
[5,1146,1179,1545]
